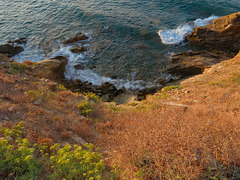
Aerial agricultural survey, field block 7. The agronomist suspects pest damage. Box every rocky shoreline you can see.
[1,12,239,103]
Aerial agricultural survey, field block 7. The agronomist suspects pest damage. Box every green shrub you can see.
[48,143,105,180]
[57,84,67,91]
[26,89,55,101]
[107,103,125,112]
[78,99,95,116]
[84,92,101,103]
[161,85,182,92]
[0,122,109,179]
[0,122,42,179]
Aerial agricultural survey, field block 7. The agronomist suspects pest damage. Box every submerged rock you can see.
[187,12,240,52]
[62,32,88,44]
[70,44,87,53]
[7,38,27,45]
[164,51,233,76]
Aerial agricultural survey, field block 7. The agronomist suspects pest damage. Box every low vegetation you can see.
[1,57,240,179]
[0,122,106,179]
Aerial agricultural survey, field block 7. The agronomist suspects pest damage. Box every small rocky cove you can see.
[1,12,240,103]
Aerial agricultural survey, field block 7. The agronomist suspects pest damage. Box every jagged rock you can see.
[187,12,240,52]
[164,51,233,76]
[62,32,88,44]
[70,44,87,53]
[0,43,24,57]
[31,56,68,82]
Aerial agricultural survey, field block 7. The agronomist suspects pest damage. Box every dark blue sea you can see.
[0,0,239,89]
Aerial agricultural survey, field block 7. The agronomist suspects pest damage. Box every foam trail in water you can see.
[158,15,219,45]
[50,44,155,90]
[11,37,158,90]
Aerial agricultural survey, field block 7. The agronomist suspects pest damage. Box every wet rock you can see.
[74,64,85,70]
[7,38,27,45]
[88,65,96,70]
[31,56,68,82]
[155,77,166,85]
[62,32,88,44]
[187,12,240,52]
[164,51,233,76]
[70,44,87,53]
[0,43,24,57]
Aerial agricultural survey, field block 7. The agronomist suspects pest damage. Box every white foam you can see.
[194,15,219,27]
[158,24,193,45]
[158,15,219,45]
[11,33,162,90]
[49,43,156,90]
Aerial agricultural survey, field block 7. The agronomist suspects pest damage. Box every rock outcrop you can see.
[187,12,240,52]
[0,38,27,57]
[0,44,24,57]
[62,32,88,44]
[31,56,68,82]
[181,51,240,86]
[70,80,124,102]
[164,51,233,76]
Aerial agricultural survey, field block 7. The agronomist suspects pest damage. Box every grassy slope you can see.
[1,52,240,179]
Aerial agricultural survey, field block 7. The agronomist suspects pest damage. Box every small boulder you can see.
[74,64,85,70]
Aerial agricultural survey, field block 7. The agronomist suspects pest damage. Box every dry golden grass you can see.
[0,67,97,145]
[96,84,240,179]
[1,53,240,179]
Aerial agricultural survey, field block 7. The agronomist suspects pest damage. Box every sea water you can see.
[0,0,239,89]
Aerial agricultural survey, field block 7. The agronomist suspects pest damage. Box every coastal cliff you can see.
[1,11,240,179]
[187,12,240,52]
